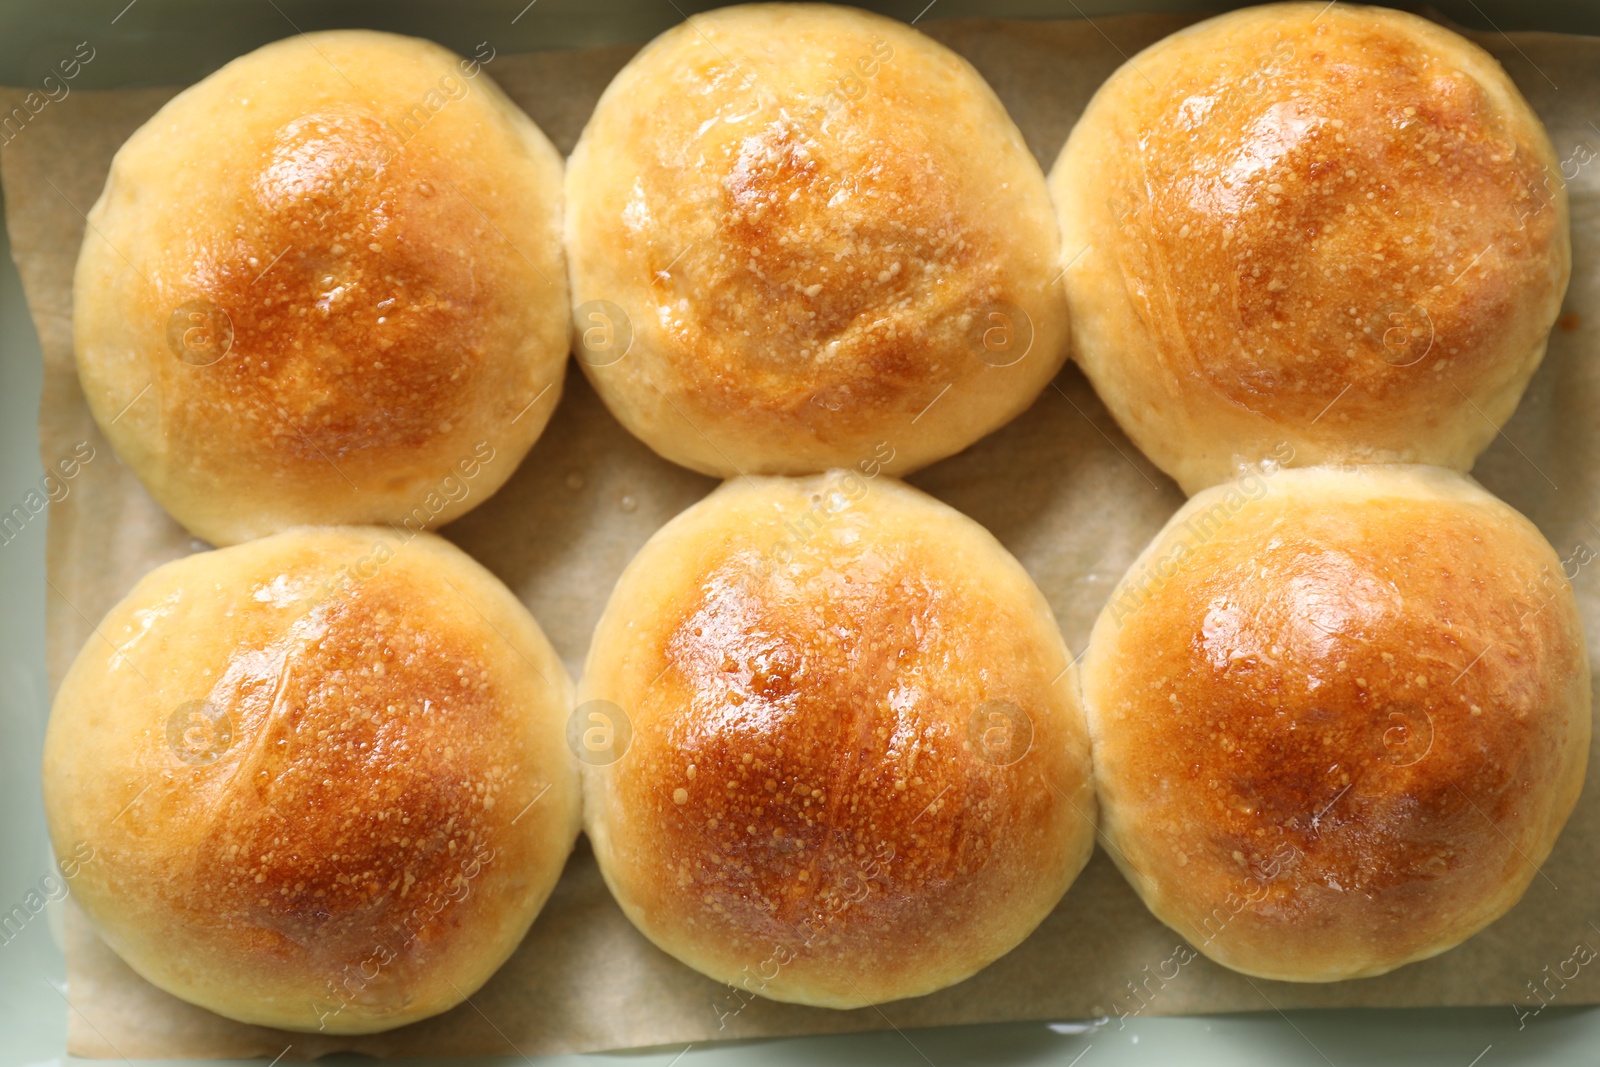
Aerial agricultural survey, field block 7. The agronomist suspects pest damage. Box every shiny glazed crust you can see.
[1050,2,1569,494]
[579,473,1096,1006]
[74,31,569,545]
[565,3,1069,478]
[1081,465,1590,981]
[41,528,579,1033]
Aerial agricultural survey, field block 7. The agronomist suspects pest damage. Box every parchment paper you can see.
[7,12,1600,1059]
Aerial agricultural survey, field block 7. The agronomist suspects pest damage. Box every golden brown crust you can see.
[74,31,569,545]
[1050,2,1569,493]
[41,528,579,1032]
[581,473,1096,1006]
[177,108,488,460]
[1081,466,1590,980]
[566,4,1068,477]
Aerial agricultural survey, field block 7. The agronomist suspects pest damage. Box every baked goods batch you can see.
[39,0,1589,1037]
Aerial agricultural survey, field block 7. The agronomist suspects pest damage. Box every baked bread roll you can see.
[565,3,1068,478]
[1050,3,1569,494]
[580,472,1095,1006]
[1081,464,1590,981]
[41,528,578,1033]
[74,31,568,545]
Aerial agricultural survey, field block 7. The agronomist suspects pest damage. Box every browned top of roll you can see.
[1083,466,1589,980]
[180,582,512,955]
[582,474,1094,1006]
[629,548,1047,928]
[176,109,491,459]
